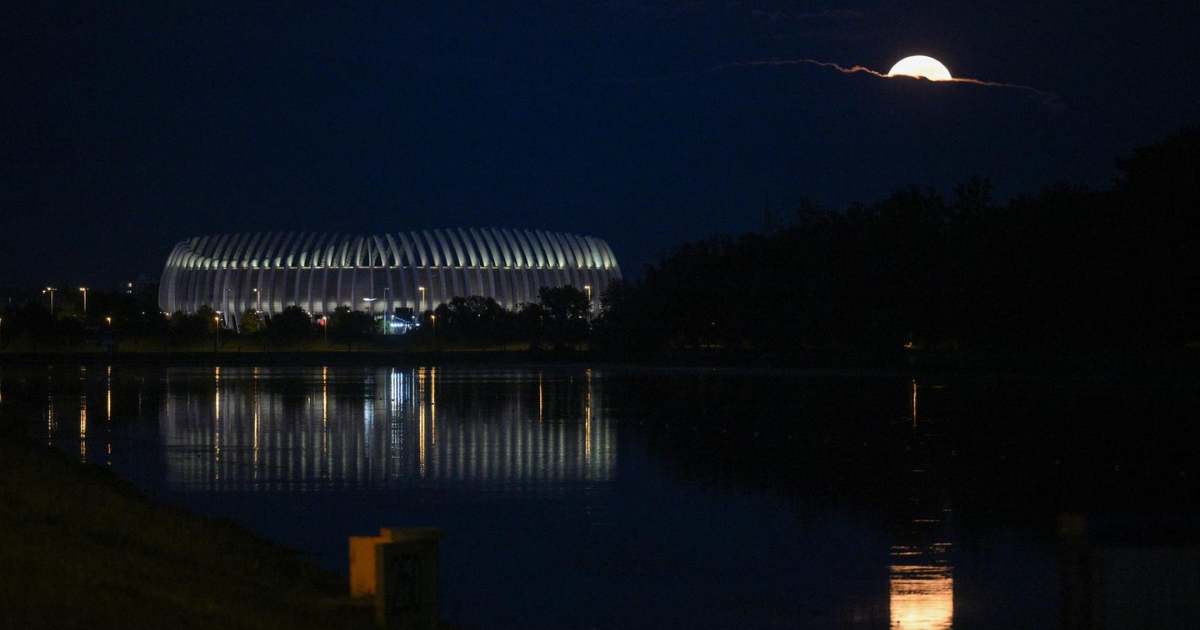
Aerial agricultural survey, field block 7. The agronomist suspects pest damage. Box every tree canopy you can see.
[595,126,1200,352]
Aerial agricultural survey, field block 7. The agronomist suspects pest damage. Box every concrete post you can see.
[350,528,445,630]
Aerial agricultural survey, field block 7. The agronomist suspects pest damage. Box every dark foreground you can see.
[4,362,1200,629]
[0,424,377,630]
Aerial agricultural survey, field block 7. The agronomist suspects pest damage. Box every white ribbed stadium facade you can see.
[159,229,621,327]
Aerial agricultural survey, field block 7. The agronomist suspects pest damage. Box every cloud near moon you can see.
[702,58,1064,111]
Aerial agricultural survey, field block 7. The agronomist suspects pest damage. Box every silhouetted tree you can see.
[168,308,213,346]
[432,296,510,349]
[593,280,652,352]
[239,309,264,334]
[264,305,312,345]
[951,175,994,216]
[329,306,374,350]
[595,127,1200,354]
[195,305,220,334]
[537,285,590,350]
[516,301,549,350]
[1112,126,1200,345]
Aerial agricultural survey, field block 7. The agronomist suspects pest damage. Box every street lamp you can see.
[431,313,437,349]
[253,287,261,312]
[213,316,220,353]
[418,286,426,319]
[383,287,391,334]
[321,316,328,345]
[79,287,88,314]
[105,316,112,326]
[43,287,57,315]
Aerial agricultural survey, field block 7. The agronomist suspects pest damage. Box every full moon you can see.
[887,55,953,81]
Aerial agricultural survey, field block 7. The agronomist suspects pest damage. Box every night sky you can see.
[4,2,1198,288]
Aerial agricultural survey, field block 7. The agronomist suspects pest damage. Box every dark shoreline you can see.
[0,425,380,630]
[3,346,1200,378]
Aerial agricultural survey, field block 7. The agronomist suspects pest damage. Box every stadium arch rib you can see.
[159,228,622,328]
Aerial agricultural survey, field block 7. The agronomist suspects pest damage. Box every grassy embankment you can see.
[0,421,376,630]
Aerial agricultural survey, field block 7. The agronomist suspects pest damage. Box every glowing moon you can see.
[888,55,953,81]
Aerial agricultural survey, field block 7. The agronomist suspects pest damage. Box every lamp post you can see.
[362,297,378,335]
[384,287,391,334]
[253,287,261,312]
[418,286,426,319]
[213,316,220,353]
[322,316,328,346]
[44,287,57,315]
[79,287,89,314]
[431,314,437,349]
[105,316,112,327]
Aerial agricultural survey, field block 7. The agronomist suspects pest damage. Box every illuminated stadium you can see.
[159,229,621,327]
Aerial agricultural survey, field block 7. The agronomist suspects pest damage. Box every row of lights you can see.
[39,286,112,322]
[26,281,590,336]
[5,287,589,348]
[38,287,97,315]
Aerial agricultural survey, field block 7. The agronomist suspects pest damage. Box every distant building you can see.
[124,275,158,297]
[158,229,622,327]
[0,287,46,310]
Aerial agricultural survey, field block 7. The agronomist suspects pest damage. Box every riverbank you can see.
[0,421,378,629]
[2,345,1200,377]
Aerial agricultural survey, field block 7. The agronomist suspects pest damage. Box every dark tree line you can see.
[0,288,165,350]
[594,127,1200,353]
[431,286,591,350]
[2,283,594,351]
[5,128,1195,355]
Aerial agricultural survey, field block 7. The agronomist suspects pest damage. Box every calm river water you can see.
[3,363,1198,629]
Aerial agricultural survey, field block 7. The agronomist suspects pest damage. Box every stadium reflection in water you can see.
[158,367,614,491]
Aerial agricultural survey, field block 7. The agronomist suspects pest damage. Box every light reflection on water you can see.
[158,367,614,491]
[7,364,975,628]
[891,381,954,630]
[890,542,953,629]
[20,364,1199,629]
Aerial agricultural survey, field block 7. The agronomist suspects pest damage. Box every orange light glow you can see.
[888,56,952,81]
[890,544,954,629]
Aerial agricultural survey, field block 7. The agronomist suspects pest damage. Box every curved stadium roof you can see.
[159,229,621,326]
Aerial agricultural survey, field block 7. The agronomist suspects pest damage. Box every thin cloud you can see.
[704,57,889,78]
[938,76,1064,111]
[703,57,1065,111]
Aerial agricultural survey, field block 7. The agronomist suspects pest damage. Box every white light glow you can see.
[888,56,952,81]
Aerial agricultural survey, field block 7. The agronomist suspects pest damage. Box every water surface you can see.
[3,363,1197,629]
